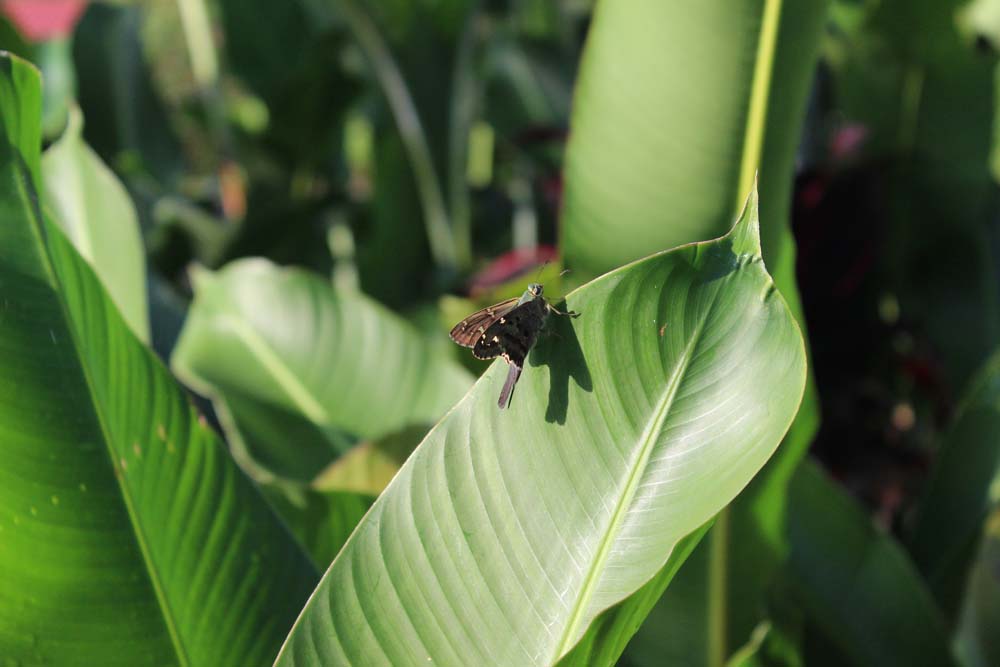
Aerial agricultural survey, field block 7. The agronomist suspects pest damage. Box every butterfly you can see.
[450,282,578,409]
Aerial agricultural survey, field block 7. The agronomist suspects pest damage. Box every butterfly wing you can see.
[449,297,519,348]
[473,297,547,363]
[471,319,506,360]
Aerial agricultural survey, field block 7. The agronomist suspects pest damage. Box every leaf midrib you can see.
[221,312,331,425]
[552,301,713,660]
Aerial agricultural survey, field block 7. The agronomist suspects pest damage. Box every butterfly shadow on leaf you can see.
[529,303,592,425]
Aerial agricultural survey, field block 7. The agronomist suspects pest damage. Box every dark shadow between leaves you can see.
[530,301,592,424]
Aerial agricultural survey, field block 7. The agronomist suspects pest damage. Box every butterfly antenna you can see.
[549,266,579,317]
[549,267,574,306]
[532,260,549,283]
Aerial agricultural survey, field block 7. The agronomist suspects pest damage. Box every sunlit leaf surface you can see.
[275,188,807,666]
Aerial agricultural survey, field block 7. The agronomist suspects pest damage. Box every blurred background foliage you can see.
[2,0,1000,664]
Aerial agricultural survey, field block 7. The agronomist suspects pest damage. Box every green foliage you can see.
[72,3,184,186]
[561,0,824,279]
[826,0,999,387]
[42,105,150,342]
[0,53,316,666]
[909,348,1000,616]
[171,258,473,481]
[785,461,956,667]
[275,190,808,666]
[2,0,999,664]
[562,2,827,663]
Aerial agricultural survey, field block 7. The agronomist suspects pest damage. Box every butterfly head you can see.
[528,283,543,297]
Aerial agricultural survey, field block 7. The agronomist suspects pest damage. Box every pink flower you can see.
[2,0,88,42]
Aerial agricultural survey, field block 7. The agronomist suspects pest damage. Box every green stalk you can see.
[447,1,484,270]
[735,0,783,208]
[707,510,730,667]
[340,0,458,271]
[712,2,784,664]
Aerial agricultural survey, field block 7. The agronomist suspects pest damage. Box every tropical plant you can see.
[1,0,998,665]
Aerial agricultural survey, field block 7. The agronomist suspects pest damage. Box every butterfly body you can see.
[450,282,577,409]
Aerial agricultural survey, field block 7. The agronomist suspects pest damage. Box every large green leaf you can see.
[556,523,713,667]
[908,347,1000,616]
[562,2,827,662]
[622,422,825,665]
[0,54,317,665]
[274,188,807,666]
[41,105,150,343]
[560,0,825,280]
[785,461,957,667]
[171,258,473,481]
[613,531,714,665]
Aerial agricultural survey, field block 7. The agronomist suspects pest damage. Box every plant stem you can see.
[448,1,484,270]
[715,3,784,662]
[736,0,783,210]
[340,0,458,271]
[707,510,730,667]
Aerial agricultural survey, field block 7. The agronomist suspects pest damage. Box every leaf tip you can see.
[0,49,40,75]
[728,178,761,257]
[0,50,43,175]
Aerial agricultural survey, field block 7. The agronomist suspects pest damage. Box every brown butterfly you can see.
[450,282,578,409]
